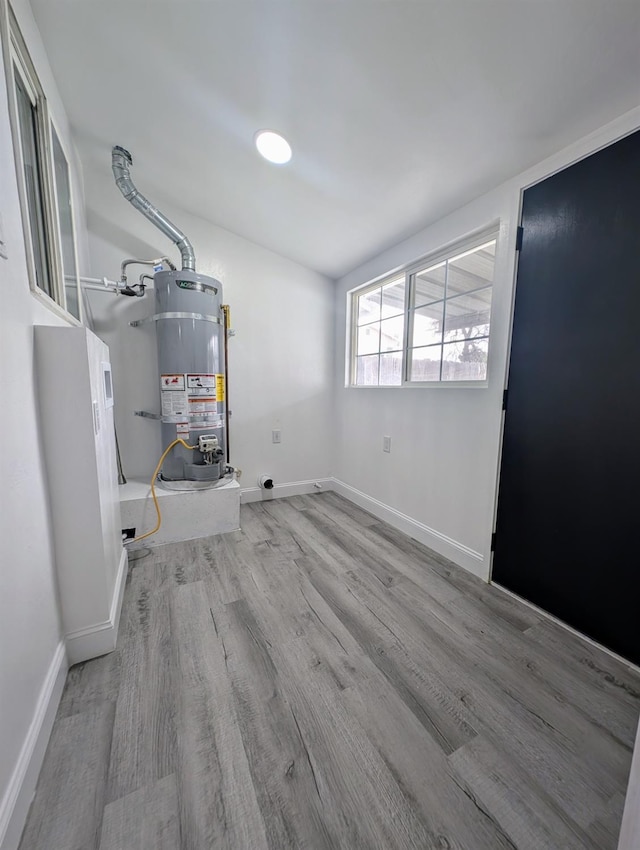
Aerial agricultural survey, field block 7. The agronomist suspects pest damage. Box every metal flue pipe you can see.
[111,146,196,271]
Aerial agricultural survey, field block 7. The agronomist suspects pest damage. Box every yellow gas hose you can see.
[128,438,197,544]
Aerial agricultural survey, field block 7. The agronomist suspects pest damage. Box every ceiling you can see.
[30,1,640,279]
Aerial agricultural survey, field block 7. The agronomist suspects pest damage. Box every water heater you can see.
[112,146,228,485]
[155,269,226,482]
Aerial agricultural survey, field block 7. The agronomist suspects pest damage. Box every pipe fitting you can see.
[258,475,274,490]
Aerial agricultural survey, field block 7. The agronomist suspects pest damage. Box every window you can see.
[408,239,495,382]
[6,7,81,320]
[51,126,80,320]
[354,275,406,386]
[13,64,52,297]
[350,230,497,386]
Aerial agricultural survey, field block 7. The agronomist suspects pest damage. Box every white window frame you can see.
[49,117,82,321]
[348,272,407,388]
[348,225,499,389]
[2,4,82,324]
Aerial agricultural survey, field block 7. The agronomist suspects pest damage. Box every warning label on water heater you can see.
[161,373,188,420]
[161,373,224,421]
[186,373,225,403]
[161,374,185,391]
[161,391,188,418]
[188,397,216,413]
[187,374,216,393]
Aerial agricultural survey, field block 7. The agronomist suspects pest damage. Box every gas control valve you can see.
[198,435,219,453]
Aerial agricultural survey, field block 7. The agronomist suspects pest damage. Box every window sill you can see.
[345,381,489,390]
[30,284,82,327]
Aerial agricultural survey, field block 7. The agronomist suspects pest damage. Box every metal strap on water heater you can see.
[129,311,221,327]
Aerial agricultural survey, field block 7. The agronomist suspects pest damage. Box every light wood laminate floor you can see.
[19,493,640,849]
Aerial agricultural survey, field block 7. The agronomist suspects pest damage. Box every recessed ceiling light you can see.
[255,130,292,164]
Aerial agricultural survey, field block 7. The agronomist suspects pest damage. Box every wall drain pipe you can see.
[111,146,196,271]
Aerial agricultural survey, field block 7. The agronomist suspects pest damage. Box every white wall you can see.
[0,0,89,845]
[84,165,335,493]
[334,106,640,581]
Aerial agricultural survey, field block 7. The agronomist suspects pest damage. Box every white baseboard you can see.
[330,477,488,580]
[242,476,487,580]
[0,641,67,850]
[241,478,332,504]
[65,548,128,665]
[109,548,129,647]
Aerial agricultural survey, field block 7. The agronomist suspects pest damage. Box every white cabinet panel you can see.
[35,326,125,662]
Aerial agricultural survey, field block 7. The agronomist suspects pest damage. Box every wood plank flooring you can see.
[19,492,640,849]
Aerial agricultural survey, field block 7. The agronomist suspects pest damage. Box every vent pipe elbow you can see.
[111,146,196,272]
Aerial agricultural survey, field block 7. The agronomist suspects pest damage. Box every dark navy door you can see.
[492,129,640,665]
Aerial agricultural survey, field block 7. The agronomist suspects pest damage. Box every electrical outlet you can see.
[383,435,391,453]
[272,429,281,444]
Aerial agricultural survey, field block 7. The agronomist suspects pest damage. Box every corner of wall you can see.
[330,478,488,580]
[65,547,128,665]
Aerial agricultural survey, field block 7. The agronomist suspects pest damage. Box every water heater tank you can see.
[154,269,226,483]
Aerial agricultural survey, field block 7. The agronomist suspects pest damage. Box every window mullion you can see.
[439,260,448,381]
[350,292,357,385]
[402,271,412,385]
